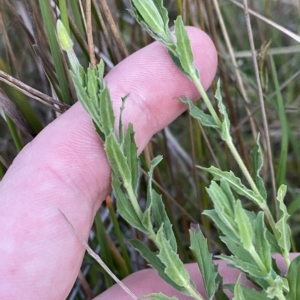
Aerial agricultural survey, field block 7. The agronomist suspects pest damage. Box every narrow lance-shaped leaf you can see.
[99,86,115,137]
[156,227,195,291]
[232,275,246,300]
[225,284,269,300]
[215,168,263,206]
[118,94,129,144]
[153,0,169,31]
[199,165,265,205]
[214,80,230,141]
[96,60,105,89]
[253,212,272,273]
[123,123,139,192]
[113,175,147,234]
[250,134,267,199]
[218,253,267,280]
[178,97,218,129]
[139,293,178,300]
[131,0,166,37]
[205,181,238,238]
[87,67,101,118]
[152,189,177,251]
[142,156,163,230]
[189,224,220,300]
[234,200,254,252]
[203,209,239,243]
[275,184,291,254]
[105,134,132,185]
[129,239,189,295]
[286,256,300,300]
[174,16,198,78]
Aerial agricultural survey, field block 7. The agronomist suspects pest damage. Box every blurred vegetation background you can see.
[0,0,300,299]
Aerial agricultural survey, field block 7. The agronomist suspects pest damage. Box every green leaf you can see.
[167,50,190,77]
[156,227,193,289]
[105,134,132,184]
[178,97,218,128]
[146,156,163,209]
[205,181,238,237]
[232,275,246,300]
[225,284,269,300]
[70,71,96,124]
[96,60,105,89]
[218,253,267,279]
[234,200,254,252]
[113,175,147,233]
[118,94,129,144]
[153,0,169,29]
[99,86,115,137]
[39,0,72,105]
[86,67,101,120]
[219,239,272,290]
[129,239,189,295]
[253,212,271,273]
[139,293,178,300]
[131,0,166,37]
[250,134,267,199]
[207,180,235,219]
[214,80,230,141]
[56,19,73,51]
[189,224,220,300]
[203,210,239,243]
[286,255,300,300]
[275,184,291,254]
[152,190,176,252]
[124,123,139,192]
[199,165,265,205]
[174,16,198,78]
[270,55,288,187]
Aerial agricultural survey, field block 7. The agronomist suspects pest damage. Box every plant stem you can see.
[193,76,287,260]
[226,139,260,195]
[192,74,222,128]
[124,183,143,219]
[276,291,287,300]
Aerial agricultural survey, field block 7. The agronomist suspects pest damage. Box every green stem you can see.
[276,290,287,300]
[192,74,222,128]
[262,203,290,268]
[226,139,260,195]
[124,183,143,220]
[193,76,287,262]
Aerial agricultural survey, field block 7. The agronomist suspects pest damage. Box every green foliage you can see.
[189,224,222,300]
[286,256,300,300]
[56,1,297,299]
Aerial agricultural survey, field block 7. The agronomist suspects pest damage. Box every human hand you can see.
[1,26,286,300]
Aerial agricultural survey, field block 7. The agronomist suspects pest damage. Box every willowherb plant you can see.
[57,1,299,299]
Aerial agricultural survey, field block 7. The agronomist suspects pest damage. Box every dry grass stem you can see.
[242,0,278,217]
[86,0,97,67]
[59,209,138,300]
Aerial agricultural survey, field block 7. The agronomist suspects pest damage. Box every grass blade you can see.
[38,0,72,105]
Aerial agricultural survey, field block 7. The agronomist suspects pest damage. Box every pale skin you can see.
[0,27,295,299]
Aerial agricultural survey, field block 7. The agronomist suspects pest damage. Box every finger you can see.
[96,254,299,299]
[0,27,217,300]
